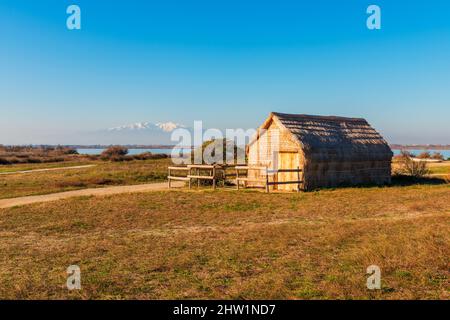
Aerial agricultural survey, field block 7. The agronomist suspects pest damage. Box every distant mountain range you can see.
[108,122,185,133]
[66,121,192,145]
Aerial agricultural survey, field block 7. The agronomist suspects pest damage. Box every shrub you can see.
[15,154,30,159]
[186,139,246,187]
[393,151,413,162]
[131,152,153,160]
[0,157,10,165]
[417,151,431,159]
[397,156,429,178]
[132,152,169,160]
[151,153,169,159]
[7,157,21,164]
[60,147,78,155]
[431,152,444,161]
[101,146,128,159]
[191,139,245,165]
[86,155,100,161]
[27,158,42,163]
[104,155,126,162]
[87,178,115,185]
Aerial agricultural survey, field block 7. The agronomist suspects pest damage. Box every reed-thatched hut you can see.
[247,112,393,191]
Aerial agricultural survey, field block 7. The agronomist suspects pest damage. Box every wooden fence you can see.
[235,166,267,191]
[168,164,303,192]
[168,164,220,189]
[236,166,303,192]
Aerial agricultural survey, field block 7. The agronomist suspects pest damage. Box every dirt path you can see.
[0,165,96,175]
[0,181,184,209]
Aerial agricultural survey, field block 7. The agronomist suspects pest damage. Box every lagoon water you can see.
[78,148,450,159]
[77,148,189,155]
[392,149,450,159]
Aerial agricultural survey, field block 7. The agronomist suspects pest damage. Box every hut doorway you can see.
[276,152,300,191]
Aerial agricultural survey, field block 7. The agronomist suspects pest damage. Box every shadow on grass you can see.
[391,174,448,186]
[306,175,448,192]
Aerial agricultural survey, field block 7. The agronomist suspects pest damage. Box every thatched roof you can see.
[254,112,393,162]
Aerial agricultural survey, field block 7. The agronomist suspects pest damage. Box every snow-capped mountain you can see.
[155,122,183,132]
[108,121,184,132]
[79,121,191,144]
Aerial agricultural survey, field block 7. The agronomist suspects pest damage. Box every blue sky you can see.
[1,0,450,144]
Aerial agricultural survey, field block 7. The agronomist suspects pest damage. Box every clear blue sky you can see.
[1,0,450,144]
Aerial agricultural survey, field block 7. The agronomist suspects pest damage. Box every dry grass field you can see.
[0,181,448,299]
[0,159,170,199]
[0,161,90,173]
[428,162,450,175]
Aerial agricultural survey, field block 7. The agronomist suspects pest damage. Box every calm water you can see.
[392,149,450,159]
[78,148,450,159]
[77,148,190,155]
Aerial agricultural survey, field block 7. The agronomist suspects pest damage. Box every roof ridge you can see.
[271,112,367,122]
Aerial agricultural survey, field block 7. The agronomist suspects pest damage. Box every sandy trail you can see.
[0,181,184,209]
[0,165,96,175]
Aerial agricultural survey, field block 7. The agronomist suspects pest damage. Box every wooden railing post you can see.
[197,167,200,188]
[265,167,269,193]
[168,167,171,188]
[297,166,300,192]
[188,167,192,189]
[168,166,191,188]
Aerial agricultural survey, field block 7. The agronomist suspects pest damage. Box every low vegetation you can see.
[0,184,448,299]
[416,151,445,160]
[0,161,90,174]
[0,158,170,199]
[393,151,446,161]
[185,139,245,186]
[393,152,430,178]
[0,145,169,165]
[0,146,448,299]
[428,164,450,175]
[0,145,81,165]
[100,146,129,158]
[417,151,432,159]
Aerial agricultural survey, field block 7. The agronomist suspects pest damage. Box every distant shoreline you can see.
[389,145,450,150]
[2,144,449,150]
[2,145,193,150]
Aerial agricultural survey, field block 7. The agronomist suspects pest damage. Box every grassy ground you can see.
[0,159,170,199]
[0,161,92,173]
[1,159,448,200]
[0,183,448,299]
[428,162,450,175]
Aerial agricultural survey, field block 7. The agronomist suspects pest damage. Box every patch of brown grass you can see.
[0,158,170,199]
[0,146,81,164]
[0,184,448,299]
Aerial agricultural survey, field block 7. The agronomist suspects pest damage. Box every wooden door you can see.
[277,152,299,191]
